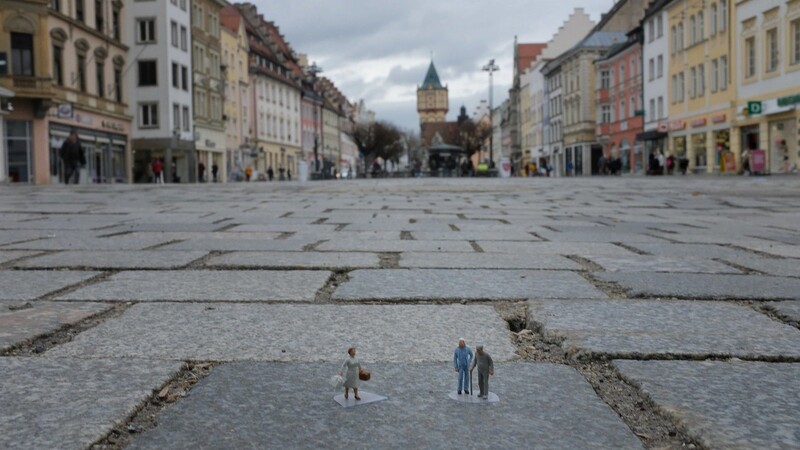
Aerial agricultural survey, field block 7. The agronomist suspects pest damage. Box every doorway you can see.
[5,120,32,183]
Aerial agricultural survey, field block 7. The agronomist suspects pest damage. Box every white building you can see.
[127,0,194,183]
[639,0,670,166]
[543,63,564,175]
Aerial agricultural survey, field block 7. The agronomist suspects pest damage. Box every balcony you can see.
[1,75,54,99]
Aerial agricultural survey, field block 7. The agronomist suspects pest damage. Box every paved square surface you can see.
[56,270,331,302]
[615,361,800,449]
[333,269,608,301]
[597,272,800,300]
[528,299,800,359]
[399,252,582,269]
[205,251,381,269]
[0,301,112,351]
[0,357,182,450]
[0,270,100,301]
[48,303,517,362]
[128,363,643,450]
[15,250,208,269]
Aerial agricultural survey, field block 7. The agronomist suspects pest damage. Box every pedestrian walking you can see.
[469,345,494,399]
[152,158,164,184]
[287,169,292,181]
[59,129,85,185]
[211,163,219,182]
[267,166,274,181]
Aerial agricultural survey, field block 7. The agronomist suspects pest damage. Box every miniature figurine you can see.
[340,347,362,401]
[453,338,474,395]
[470,345,494,399]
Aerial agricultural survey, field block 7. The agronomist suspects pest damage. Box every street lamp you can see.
[482,59,499,168]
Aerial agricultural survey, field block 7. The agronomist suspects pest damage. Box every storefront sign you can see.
[57,103,73,119]
[691,118,707,128]
[711,114,726,123]
[101,120,125,132]
[747,101,763,115]
[74,113,93,125]
[669,120,686,131]
[750,149,766,173]
[777,94,800,107]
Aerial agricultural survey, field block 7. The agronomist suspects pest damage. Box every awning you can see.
[0,86,15,98]
[636,130,668,141]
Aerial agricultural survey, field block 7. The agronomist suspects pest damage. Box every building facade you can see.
[732,0,800,174]
[667,0,735,174]
[417,61,448,124]
[543,64,564,175]
[220,4,249,182]
[639,0,671,170]
[128,0,194,183]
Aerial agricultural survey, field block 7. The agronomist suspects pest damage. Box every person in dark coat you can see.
[59,130,85,184]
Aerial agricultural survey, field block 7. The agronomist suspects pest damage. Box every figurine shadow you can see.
[333,391,388,408]
[448,391,499,403]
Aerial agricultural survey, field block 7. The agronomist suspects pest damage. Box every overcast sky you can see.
[255,0,616,132]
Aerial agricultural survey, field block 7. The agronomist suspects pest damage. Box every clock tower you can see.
[417,61,449,124]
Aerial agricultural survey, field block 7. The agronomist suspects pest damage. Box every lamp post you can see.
[482,59,499,168]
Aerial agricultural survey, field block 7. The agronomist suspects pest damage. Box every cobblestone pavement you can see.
[1,177,799,449]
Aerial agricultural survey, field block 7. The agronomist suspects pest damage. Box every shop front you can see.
[734,94,800,175]
[670,114,731,175]
[636,128,667,175]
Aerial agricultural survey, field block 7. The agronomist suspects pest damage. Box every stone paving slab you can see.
[56,270,331,302]
[535,231,665,243]
[127,362,643,450]
[333,269,607,301]
[583,255,740,273]
[0,301,111,352]
[159,238,314,251]
[317,239,475,253]
[226,224,340,233]
[717,255,800,277]
[15,250,208,269]
[410,231,542,241]
[626,243,755,259]
[1,235,176,251]
[527,299,800,359]
[0,357,182,450]
[736,242,800,258]
[204,251,381,269]
[764,301,800,324]
[477,241,636,256]
[597,272,800,300]
[0,270,101,301]
[614,360,800,450]
[0,251,40,265]
[399,253,581,270]
[48,303,517,362]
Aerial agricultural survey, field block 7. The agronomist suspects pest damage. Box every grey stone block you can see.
[627,243,755,259]
[583,255,740,273]
[765,301,800,323]
[0,301,111,351]
[0,357,182,450]
[205,251,381,269]
[2,234,175,251]
[477,241,637,256]
[597,272,800,300]
[0,270,100,301]
[0,251,40,265]
[333,269,607,301]
[128,363,643,450]
[48,303,517,362]
[317,239,475,253]
[614,360,800,450]
[737,242,800,258]
[56,270,331,302]
[159,238,313,251]
[16,250,208,269]
[528,299,800,358]
[410,231,542,241]
[718,255,800,277]
[399,252,581,270]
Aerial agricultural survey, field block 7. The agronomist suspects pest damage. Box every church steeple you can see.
[417,59,449,124]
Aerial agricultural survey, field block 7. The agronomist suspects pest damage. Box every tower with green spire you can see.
[417,60,449,124]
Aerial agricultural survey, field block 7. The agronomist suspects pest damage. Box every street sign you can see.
[747,101,762,115]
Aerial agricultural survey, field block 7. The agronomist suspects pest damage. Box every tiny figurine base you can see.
[333,391,388,408]
[448,391,499,404]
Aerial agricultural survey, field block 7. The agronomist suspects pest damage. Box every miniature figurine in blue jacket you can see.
[453,338,473,394]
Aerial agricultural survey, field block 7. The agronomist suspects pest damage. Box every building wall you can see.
[322,106,340,171]
[221,15,249,181]
[644,8,670,131]
[417,87,448,123]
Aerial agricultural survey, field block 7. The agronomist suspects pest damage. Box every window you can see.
[649,99,655,121]
[689,16,696,45]
[671,26,677,53]
[620,99,626,119]
[96,62,104,98]
[77,54,86,92]
[138,60,157,86]
[192,4,204,27]
[793,19,800,65]
[679,72,685,101]
[671,75,678,103]
[112,7,121,41]
[678,22,684,49]
[649,19,655,42]
[181,65,188,91]
[95,0,103,33]
[657,14,663,37]
[745,37,756,78]
[172,62,179,88]
[180,0,187,11]
[171,21,178,47]
[649,58,655,80]
[690,67,696,98]
[10,33,34,76]
[76,0,84,22]
[698,12,704,41]
[766,28,779,72]
[51,0,60,12]
[630,96,635,118]
[210,52,220,78]
[52,45,63,85]
[139,103,159,128]
[720,0,727,32]
[180,26,188,51]
[182,106,190,131]
[114,67,122,102]
[173,103,180,130]
[657,55,663,78]
[657,97,664,119]
[720,56,728,89]
[698,64,705,96]
[711,59,719,92]
[711,4,718,36]
[137,18,156,43]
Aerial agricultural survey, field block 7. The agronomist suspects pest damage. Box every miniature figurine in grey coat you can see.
[469,345,494,399]
[340,347,361,400]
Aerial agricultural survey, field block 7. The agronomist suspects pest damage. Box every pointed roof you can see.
[421,61,443,89]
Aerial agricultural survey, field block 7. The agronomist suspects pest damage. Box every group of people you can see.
[242,166,291,182]
[648,151,689,175]
[337,339,496,402]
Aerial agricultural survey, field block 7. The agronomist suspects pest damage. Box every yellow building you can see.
[0,0,53,184]
[731,0,800,174]
[667,0,736,174]
[221,5,250,182]
[417,61,448,123]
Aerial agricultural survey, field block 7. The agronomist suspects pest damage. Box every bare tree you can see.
[453,118,491,158]
[352,121,403,173]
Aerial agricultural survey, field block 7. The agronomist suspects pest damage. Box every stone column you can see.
[706,129,715,174]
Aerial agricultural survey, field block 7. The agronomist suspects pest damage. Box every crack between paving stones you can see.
[34,271,118,302]
[0,250,54,269]
[400,231,415,240]
[378,253,400,269]
[713,258,764,275]
[314,270,351,303]
[612,242,650,255]
[564,255,604,272]
[141,239,184,251]
[89,361,222,450]
[468,241,484,253]
[448,224,460,231]
[751,302,800,330]
[302,239,328,252]
[528,231,549,241]
[181,250,231,269]
[722,243,784,259]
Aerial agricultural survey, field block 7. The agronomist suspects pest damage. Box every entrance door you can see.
[6,120,32,183]
[591,145,603,175]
